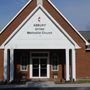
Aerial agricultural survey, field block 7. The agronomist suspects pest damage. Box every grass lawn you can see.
[77,79,90,83]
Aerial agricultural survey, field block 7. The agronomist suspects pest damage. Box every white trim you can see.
[0,0,32,34]
[37,0,43,6]
[4,49,7,81]
[48,0,89,45]
[86,48,90,51]
[1,5,80,49]
[20,65,28,71]
[30,51,49,79]
[66,49,70,81]
[51,66,59,72]
[0,46,4,49]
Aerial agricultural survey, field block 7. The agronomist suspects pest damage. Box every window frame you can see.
[51,53,59,71]
[20,65,28,71]
[20,53,28,71]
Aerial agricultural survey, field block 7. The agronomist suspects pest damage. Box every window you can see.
[20,53,28,71]
[51,53,59,71]
[21,65,27,71]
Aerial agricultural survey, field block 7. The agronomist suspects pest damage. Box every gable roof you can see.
[1,5,79,49]
[80,31,90,43]
[0,0,89,47]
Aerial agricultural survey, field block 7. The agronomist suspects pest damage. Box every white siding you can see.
[5,7,77,49]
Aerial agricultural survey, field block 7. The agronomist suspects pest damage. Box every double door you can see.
[32,57,47,78]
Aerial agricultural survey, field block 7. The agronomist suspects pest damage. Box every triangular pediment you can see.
[3,5,79,49]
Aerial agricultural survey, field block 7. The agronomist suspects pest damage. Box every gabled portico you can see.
[2,5,79,82]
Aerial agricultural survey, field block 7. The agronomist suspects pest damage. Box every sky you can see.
[0,0,90,31]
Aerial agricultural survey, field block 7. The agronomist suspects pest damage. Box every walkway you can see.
[26,81,90,88]
[0,81,90,88]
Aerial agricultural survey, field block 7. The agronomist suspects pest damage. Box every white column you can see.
[47,55,50,78]
[66,49,70,81]
[4,49,7,81]
[10,49,14,82]
[72,49,76,81]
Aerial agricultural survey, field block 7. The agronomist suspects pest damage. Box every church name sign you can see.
[27,23,52,35]
[27,17,52,35]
